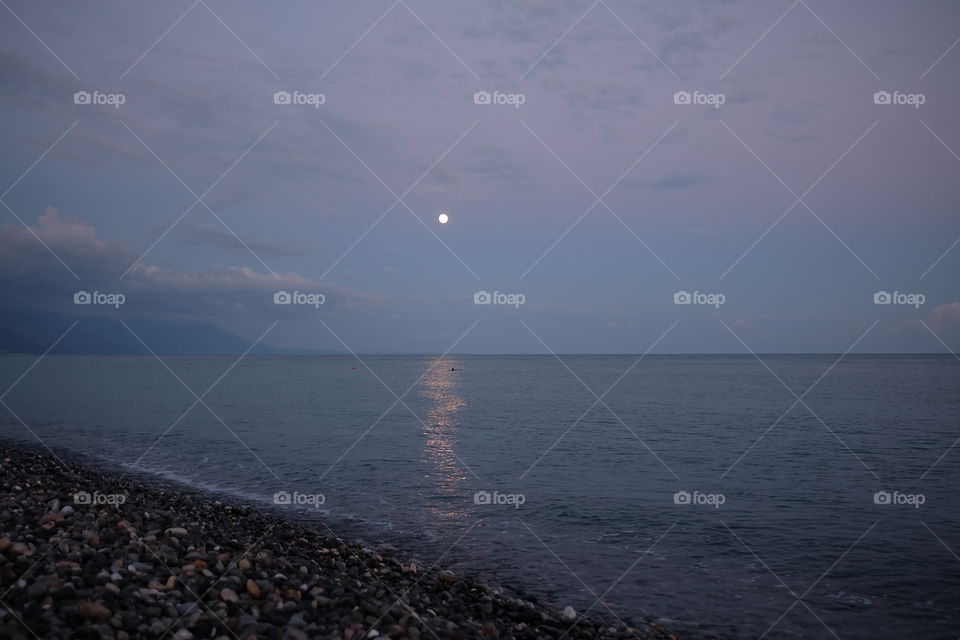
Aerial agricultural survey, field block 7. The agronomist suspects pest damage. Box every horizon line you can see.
[15,351,958,357]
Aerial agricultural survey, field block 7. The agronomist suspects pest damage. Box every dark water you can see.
[1,354,958,639]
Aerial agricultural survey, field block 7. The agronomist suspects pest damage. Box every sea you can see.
[1,354,957,639]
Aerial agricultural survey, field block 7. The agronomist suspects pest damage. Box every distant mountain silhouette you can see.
[0,309,337,355]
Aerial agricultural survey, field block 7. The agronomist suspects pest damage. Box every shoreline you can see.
[0,441,679,640]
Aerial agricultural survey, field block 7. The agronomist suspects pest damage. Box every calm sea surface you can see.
[1,354,958,639]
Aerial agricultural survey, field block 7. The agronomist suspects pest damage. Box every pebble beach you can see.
[0,443,679,640]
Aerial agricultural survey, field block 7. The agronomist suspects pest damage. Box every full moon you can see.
[438,213,449,224]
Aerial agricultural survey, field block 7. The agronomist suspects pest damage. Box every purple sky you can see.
[1,0,959,353]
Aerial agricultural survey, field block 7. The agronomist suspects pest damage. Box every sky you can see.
[0,0,959,354]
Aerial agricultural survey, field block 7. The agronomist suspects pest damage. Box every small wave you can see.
[119,463,273,506]
[825,592,873,607]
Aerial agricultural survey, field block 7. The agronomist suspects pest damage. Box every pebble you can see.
[439,570,462,584]
[177,602,198,615]
[77,600,112,622]
[9,542,30,556]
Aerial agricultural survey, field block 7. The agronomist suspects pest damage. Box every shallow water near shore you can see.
[1,354,958,639]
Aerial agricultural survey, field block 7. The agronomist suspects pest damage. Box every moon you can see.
[438,213,449,224]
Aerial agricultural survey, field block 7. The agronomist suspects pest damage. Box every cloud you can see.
[620,172,714,191]
[898,302,960,347]
[0,51,69,110]
[924,302,960,334]
[648,173,714,191]
[458,147,530,182]
[172,219,315,257]
[0,207,111,283]
[32,206,105,249]
[0,207,380,315]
